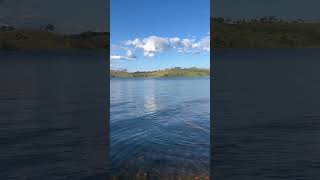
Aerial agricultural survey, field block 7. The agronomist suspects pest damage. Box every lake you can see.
[110,77,210,177]
[4,49,318,179]
[212,49,320,180]
[0,51,109,180]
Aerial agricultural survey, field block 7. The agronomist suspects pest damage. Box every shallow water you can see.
[212,49,320,180]
[110,77,210,177]
[0,51,109,180]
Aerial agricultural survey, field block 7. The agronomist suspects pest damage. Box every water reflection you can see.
[143,80,157,114]
[111,77,209,177]
[144,95,157,114]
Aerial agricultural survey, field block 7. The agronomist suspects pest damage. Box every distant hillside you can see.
[0,29,109,50]
[212,17,320,48]
[111,67,210,77]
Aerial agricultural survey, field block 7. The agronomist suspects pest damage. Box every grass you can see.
[110,67,210,78]
[0,29,109,50]
[212,18,320,48]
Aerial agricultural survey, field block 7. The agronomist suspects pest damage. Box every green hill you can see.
[212,17,320,48]
[111,67,210,78]
[0,29,109,50]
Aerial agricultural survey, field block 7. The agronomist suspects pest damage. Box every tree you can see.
[267,16,277,23]
[41,24,55,31]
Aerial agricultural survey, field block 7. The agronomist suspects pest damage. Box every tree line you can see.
[1,24,55,31]
[213,16,306,24]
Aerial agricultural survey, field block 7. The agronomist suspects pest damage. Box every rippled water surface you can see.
[0,51,108,180]
[110,77,210,177]
[213,49,320,180]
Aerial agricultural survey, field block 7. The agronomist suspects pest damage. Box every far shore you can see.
[0,28,109,50]
[212,17,320,48]
[110,67,210,78]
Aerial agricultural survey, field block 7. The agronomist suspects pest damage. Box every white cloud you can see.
[125,38,143,47]
[110,55,125,60]
[192,36,210,52]
[126,36,171,57]
[110,49,136,60]
[126,49,136,58]
[111,44,129,51]
[112,35,210,59]
[169,37,180,43]
[173,38,195,52]
[144,51,155,57]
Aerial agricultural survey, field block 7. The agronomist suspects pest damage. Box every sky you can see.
[0,0,108,34]
[110,0,210,72]
[212,0,320,21]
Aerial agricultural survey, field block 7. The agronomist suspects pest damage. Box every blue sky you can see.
[111,0,210,72]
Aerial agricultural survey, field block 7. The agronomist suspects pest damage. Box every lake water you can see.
[4,49,319,179]
[110,77,210,177]
[0,51,109,180]
[212,49,320,180]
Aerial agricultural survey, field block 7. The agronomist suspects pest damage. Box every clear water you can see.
[212,49,320,180]
[110,77,210,177]
[0,51,109,180]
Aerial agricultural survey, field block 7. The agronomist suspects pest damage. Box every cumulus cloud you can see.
[126,49,136,58]
[111,35,210,60]
[125,38,142,47]
[126,35,209,57]
[192,36,210,52]
[126,36,171,57]
[110,49,136,60]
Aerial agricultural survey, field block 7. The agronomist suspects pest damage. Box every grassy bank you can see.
[0,29,109,50]
[111,67,210,78]
[212,17,320,48]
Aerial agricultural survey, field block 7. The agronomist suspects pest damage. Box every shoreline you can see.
[0,29,109,50]
[110,75,210,78]
[110,68,210,78]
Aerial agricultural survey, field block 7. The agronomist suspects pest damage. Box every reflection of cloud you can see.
[144,95,157,114]
[143,81,157,114]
